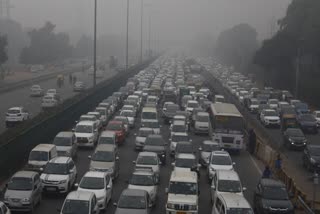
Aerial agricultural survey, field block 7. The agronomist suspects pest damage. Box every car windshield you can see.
[137,156,157,165]
[92,151,114,162]
[8,109,20,114]
[145,137,164,146]
[176,144,193,153]
[44,163,68,175]
[142,112,157,120]
[7,177,33,191]
[29,151,48,161]
[118,195,146,209]
[80,116,95,122]
[172,135,189,142]
[263,187,289,200]
[142,121,160,128]
[218,180,242,193]
[251,100,259,105]
[121,111,134,117]
[139,129,153,137]
[300,114,315,121]
[202,143,219,152]
[62,199,89,214]
[130,174,155,186]
[53,137,71,146]
[75,125,92,133]
[98,137,114,145]
[79,177,105,190]
[269,100,278,104]
[96,109,106,116]
[188,102,199,108]
[167,105,179,111]
[211,155,232,165]
[175,158,196,168]
[264,111,277,116]
[287,129,304,137]
[172,125,186,132]
[197,115,209,122]
[107,123,122,130]
[169,181,197,195]
[227,208,254,214]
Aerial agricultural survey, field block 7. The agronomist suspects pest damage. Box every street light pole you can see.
[93,0,97,86]
[140,0,143,63]
[126,0,129,72]
[148,13,151,58]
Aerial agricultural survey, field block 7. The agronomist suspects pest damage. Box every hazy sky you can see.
[9,0,291,43]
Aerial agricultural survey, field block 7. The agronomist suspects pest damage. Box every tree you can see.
[215,23,259,72]
[0,35,8,65]
[73,34,93,58]
[20,21,73,64]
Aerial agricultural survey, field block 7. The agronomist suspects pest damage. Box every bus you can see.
[208,103,245,151]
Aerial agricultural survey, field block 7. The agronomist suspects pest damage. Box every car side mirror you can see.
[113,202,117,207]
[116,156,120,161]
[171,163,175,167]
[233,162,236,166]
[132,160,136,164]
[69,169,74,174]
[198,147,202,151]
[211,185,216,190]
[289,192,295,199]
[40,168,44,172]
[107,185,111,189]
[243,187,247,191]
[74,183,79,188]
[72,128,75,132]
[165,188,169,193]
[88,155,92,159]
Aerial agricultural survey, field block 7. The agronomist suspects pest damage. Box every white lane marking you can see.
[249,154,262,175]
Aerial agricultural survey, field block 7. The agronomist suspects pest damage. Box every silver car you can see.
[4,171,42,212]
[114,189,151,214]
[53,132,77,158]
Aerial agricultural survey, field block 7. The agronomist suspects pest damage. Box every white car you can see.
[59,191,99,214]
[260,109,280,127]
[41,95,59,108]
[79,114,102,131]
[87,112,103,130]
[208,151,234,180]
[172,153,199,173]
[268,99,279,109]
[194,112,210,134]
[135,127,154,151]
[46,88,58,96]
[121,105,137,116]
[186,100,200,113]
[77,171,112,210]
[134,152,160,180]
[74,121,99,148]
[30,85,44,97]
[120,110,136,128]
[5,107,29,127]
[40,157,77,194]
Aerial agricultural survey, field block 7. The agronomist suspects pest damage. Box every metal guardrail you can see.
[298,196,315,214]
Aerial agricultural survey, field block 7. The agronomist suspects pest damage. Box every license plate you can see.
[177,212,186,214]
[46,187,56,191]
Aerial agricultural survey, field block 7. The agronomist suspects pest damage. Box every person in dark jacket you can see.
[248,129,256,154]
[262,166,272,178]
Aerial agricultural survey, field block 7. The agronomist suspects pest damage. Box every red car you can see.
[106,120,126,144]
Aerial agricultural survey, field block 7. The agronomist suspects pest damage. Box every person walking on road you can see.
[248,129,256,154]
[274,154,282,176]
[262,165,272,178]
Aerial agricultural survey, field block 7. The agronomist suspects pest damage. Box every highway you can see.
[0,69,116,134]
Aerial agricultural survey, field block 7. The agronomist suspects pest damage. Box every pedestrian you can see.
[262,165,272,178]
[275,154,282,176]
[248,129,256,154]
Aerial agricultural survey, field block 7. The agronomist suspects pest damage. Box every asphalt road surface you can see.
[0,69,116,134]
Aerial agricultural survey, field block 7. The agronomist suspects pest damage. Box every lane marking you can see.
[249,154,262,175]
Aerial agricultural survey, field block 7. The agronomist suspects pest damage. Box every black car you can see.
[297,114,317,134]
[163,104,179,124]
[283,128,307,150]
[302,144,320,172]
[254,178,294,214]
[143,134,167,165]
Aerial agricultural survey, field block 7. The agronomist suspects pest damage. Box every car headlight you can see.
[209,166,215,172]
[21,198,30,203]
[107,168,114,173]
[59,180,67,184]
[189,205,197,210]
[4,196,9,202]
[167,203,175,209]
[310,158,316,164]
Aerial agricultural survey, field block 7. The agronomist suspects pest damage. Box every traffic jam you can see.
[1,56,299,214]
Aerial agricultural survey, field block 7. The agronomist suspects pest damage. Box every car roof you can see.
[13,170,37,178]
[217,170,240,181]
[56,131,74,138]
[260,178,286,188]
[133,168,154,176]
[66,191,95,201]
[170,169,197,183]
[83,171,107,178]
[96,144,115,152]
[49,156,71,164]
[139,127,153,131]
[173,120,185,125]
[176,153,196,159]
[138,151,157,157]
[211,151,230,156]
[172,132,188,137]
[100,131,116,137]
[32,144,55,152]
[77,121,95,126]
[121,189,147,197]
[203,140,219,146]
[197,112,209,116]
[8,107,22,110]
[218,193,251,209]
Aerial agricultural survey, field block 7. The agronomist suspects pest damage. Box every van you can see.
[212,193,253,214]
[27,144,57,172]
[211,170,246,203]
[59,191,99,214]
[141,107,158,123]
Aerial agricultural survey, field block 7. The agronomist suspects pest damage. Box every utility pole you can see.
[148,13,151,58]
[295,41,303,98]
[126,0,129,72]
[140,0,143,63]
[93,0,97,86]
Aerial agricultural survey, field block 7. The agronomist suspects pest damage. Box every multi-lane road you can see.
[0,69,116,133]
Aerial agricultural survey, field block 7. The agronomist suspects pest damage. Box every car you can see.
[169,132,191,156]
[141,120,161,134]
[30,85,44,97]
[41,94,60,108]
[74,121,99,148]
[5,107,29,127]
[73,81,86,92]
[186,100,200,113]
[98,131,117,147]
[40,157,77,194]
[89,144,119,179]
[135,128,154,151]
[120,110,136,128]
[253,178,294,214]
[175,141,195,157]
[283,128,307,149]
[134,152,160,180]
[162,104,179,123]
[95,107,109,126]
[268,99,279,109]
[210,170,245,203]
[248,98,259,113]
[214,95,225,103]
[128,168,159,206]
[122,105,137,117]
[0,201,10,214]
[143,135,167,165]
[77,171,113,210]
[302,144,320,172]
[4,171,42,212]
[46,88,58,96]
[199,140,220,167]
[194,112,210,134]
[113,116,130,134]
[27,144,58,172]
[162,102,175,116]
[170,120,188,137]
[114,189,151,214]
[87,112,103,130]
[297,113,318,133]
[166,170,199,214]
[53,131,77,158]
[105,120,126,144]
[172,153,199,173]
[59,191,99,214]
[212,193,253,214]
[260,109,280,127]
[208,151,235,180]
